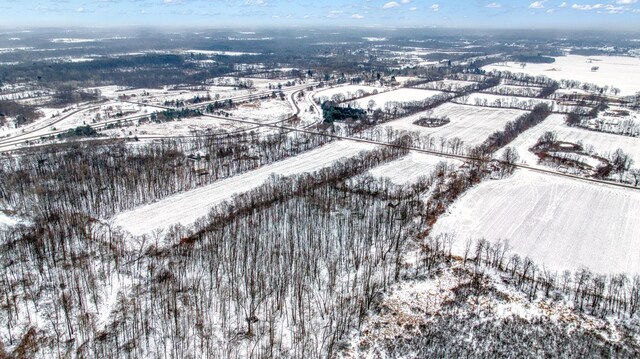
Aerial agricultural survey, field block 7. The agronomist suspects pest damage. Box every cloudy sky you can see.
[1,0,639,29]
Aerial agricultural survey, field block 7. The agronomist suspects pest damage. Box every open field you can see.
[461,92,555,109]
[414,79,477,92]
[380,102,527,148]
[591,106,640,136]
[112,140,376,237]
[313,85,383,102]
[483,55,640,96]
[497,114,640,171]
[89,85,251,103]
[226,97,293,122]
[431,170,640,274]
[482,84,544,97]
[349,88,444,110]
[368,151,462,185]
[102,116,248,137]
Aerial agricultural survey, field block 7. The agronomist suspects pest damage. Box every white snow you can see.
[50,38,96,43]
[415,79,477,92]
[363,37,387,42]
[497,114,640,170]
[483,55,640,96]
[432,169,640,274]
[348,88,444,110]
[112,140,376,237]
[368,151,461,185]
[0,211,18,228]
[313,85,382,102]
[96,274,132,331]
[381,102,527,148]
[182,49,261,56]
[226,98,293,122]
[462,92,555,109]
[102,116,247,138]
[484,84,544,97]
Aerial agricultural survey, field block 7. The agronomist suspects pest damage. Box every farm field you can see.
[207,76,295,89]
[482,84,544,97]
[90,85,251,103]
[431,170,640,274]
[112,140,376,237]
[368,151,462,185]
[313,84,383,102]
[497,114,640,171]
[415,79,477,92]
[225,97,293,122]
[102,116,248,137]
[461,92,555,109]
[349,88,443,110]
[380,102,527,148]
[591,106,640,136]
[483,55,640,96]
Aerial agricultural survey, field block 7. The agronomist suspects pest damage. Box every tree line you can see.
[0,131,333,219]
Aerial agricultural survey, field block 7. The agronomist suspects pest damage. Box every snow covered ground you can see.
[348,88,444,110]
[102,116,248,137]
[431,169,640,274]
[88,85,252,103]
[380,102,527,148]
[590,106,640,136]
[415,79,477,92]
[208,76,297,90]
[0,211,18,228]
[368,151,461,185]
[226,98,293,122]
[483,55,640,96]
[483,84,544,97]
[181,49,260,56]
[0,104,99,140]
[497,114,640,170]
[112,140,376,237]
[313,85,382,102]
[461,92,555,109]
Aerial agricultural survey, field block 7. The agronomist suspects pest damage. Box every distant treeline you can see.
[0,54,233,89]
[0,100,42,127]
[510,55,556,64]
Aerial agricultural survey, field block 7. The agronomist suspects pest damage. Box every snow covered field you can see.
[431,170,640,274]
[226,98,293,122]
[461,92,555,110]
[102,116,248,137]
[368,151,461,185]
[0,103,104,140]
[591,106,640,136]
[415,79,477,92]
[208,76,297,90]
[88,85,253,104]
[313,85,382,102]
[0,211,18,228]
[349,88,444,110]
[381,103,527,148]
[497,114,640,170]
[112,140,376,237]
[483,55,640,96]
[482,84,544,97]
[181,49,260,56]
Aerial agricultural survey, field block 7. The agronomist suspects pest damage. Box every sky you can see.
[1,0,639,30]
